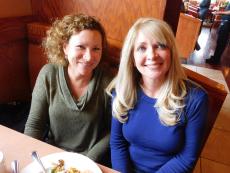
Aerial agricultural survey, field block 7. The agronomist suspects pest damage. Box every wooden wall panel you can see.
[30,0,172,46]
[0,0,32,18]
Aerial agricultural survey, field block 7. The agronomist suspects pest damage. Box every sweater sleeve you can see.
[110,116,132,173]
[156,89,208,173]
[87,133,110,161]
[24,65,50,140]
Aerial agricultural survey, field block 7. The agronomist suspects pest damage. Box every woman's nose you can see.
[147,48,157,60]
[83,49,92,61]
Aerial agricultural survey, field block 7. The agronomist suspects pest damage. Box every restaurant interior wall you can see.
[0,0,32,18]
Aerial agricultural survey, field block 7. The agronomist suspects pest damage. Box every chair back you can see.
[176,13,202,59]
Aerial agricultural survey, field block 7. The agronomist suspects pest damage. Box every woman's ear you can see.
[63,43,68,56]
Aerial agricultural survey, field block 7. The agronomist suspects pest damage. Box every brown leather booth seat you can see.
[0,16,34,103]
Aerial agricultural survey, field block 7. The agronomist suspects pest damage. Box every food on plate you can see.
[50,159,92,173]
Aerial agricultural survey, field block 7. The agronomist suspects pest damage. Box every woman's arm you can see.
[24,66,50,140]
[87,133,110,161]
[156,90,208,173]
[110,117,132,173]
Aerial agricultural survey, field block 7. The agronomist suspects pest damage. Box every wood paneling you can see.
[28,0,182,79]
[30,0,182,47]
[201,158,230,173]
[0,0,32,18]
[0,16,34,103]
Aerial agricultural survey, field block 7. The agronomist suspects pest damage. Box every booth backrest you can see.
[0,16,33,103]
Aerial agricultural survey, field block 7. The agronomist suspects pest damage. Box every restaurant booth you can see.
[0,0,230,172]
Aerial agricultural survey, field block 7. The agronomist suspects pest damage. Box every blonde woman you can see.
[107,18,208,172]
[24,14,112,164]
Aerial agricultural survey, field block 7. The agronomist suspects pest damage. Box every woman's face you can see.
[63,29,102,77]
[133,31,171,83]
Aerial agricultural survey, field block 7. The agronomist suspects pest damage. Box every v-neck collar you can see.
[59,66,100,111]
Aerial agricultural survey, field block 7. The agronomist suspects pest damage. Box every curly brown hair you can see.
[43,14,108,66]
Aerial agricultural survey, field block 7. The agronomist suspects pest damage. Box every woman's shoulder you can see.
[35,64,62,85]
[185,79,207,94]
[184,79,208,103]
[38,64,60,77]
[40,63,59,73]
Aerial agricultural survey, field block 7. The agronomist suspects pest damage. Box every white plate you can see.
[21,152,102,173]
[0,151,3,163]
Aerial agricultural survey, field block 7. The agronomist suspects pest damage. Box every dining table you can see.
[0,125,119,173]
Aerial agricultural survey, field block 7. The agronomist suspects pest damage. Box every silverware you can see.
[11,160,19,173]
[31,151,46,173]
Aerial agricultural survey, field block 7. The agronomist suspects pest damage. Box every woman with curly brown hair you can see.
[24,14,112,164]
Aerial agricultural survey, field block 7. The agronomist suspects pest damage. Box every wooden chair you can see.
[176,13,202,59]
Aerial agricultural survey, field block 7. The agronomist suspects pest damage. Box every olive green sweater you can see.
[24,64,112,162]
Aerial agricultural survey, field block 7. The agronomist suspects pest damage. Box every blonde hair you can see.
[107,18,187,126]
[43,14,108,66]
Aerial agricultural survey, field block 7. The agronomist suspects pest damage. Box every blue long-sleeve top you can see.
[110,80,208,173]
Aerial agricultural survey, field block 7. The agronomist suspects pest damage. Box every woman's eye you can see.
[93,47,101,51]
[137,46,146,52]
[76,45,85,49]
[156,43,168,49]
